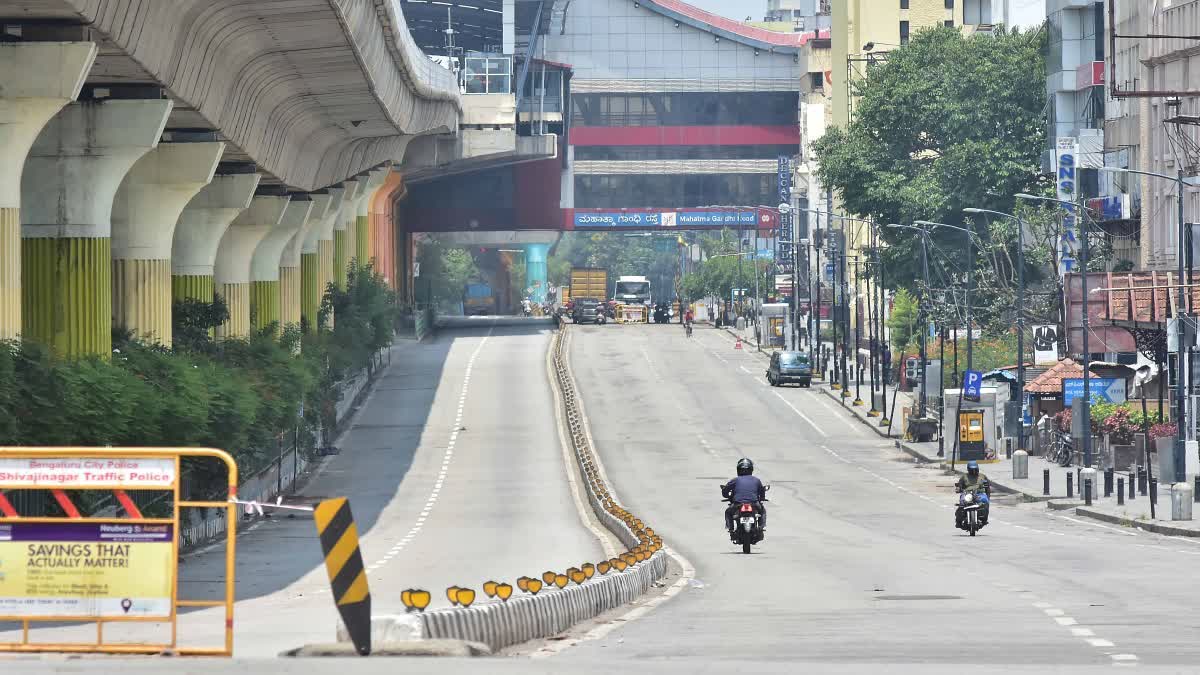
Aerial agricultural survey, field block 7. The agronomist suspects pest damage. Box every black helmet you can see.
[736,458,754,476]
[967,460,979,478]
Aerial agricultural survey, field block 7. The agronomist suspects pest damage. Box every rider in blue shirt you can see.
[723,458,766,540]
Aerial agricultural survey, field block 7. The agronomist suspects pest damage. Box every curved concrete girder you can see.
[303,188,346,255]
[214,195,289,339]
[371,170,405,286]
[301,188,344,330]
[20,99,173,357]
[55,0,460,191]
[0,41,97,341]
[110,142,225,346]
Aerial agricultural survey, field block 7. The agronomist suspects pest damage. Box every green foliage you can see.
[172,293,230,355]
[1,263,398,503]
[549,231,683,301]
[887,288,920,352]
[814,25,1051,326]
[930,333,1019,388]
[415,239,480,310]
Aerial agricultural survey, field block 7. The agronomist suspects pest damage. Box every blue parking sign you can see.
[963,370,983,402]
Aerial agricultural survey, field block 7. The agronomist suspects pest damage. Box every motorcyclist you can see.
[722,458,766,541]
[955,460,991,528]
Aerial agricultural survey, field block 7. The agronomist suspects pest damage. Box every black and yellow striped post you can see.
[314,497,371,656]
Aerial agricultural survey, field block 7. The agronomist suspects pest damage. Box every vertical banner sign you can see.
[1055,137,1079,277]
[1033,324,1060,366]
[776,156,793,272]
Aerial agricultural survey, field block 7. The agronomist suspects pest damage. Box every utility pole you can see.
[840,215,851,395]
[1078,184,1093,468]
[918,229,930,418]
[1177,167,1189,481]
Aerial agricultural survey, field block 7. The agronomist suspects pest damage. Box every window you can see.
[900,21,910,45]
[573,145,800,161]
[573,174,776,209]
[945,0,954,8]
[945,20,954,27]
[570,92,799,127]
[810,72,824,91]
[900,0,909,7]
[964,0,992,24]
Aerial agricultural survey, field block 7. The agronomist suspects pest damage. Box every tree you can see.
[887,288,920,352]
[813,26,1049,297]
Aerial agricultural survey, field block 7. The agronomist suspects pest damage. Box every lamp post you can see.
[886,223,931,420]
[916,220,974,371]
[1015,192,1096,469]
[965,206,1028,452]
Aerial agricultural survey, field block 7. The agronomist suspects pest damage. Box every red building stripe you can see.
[114,490,143,519]
[52,489,82,518]
[570,125,799,147]
[0,493,16,518]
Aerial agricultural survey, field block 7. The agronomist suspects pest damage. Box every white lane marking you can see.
[774,392,828,436]
[1054,617,1077,626]
[1045,513,1139,536]
[1043,608,1064,617]
[367,327,493,569]
[1111,654,1138,661]
[1087,638,1114,648]
[806,390,866,433]
[1070,628,1095,637]
[739,365,755,375]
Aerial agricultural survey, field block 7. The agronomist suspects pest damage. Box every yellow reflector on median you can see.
[446,586,460,605]
[517,577,530,592]
[527,579,543,594]
[457,588,476,608]
[554,574,569,589]
[597,561,611,575]
[411,590,431,611]
[569,570,585,585]
[496,583,513,601]
[582,563,595,579]
[483,581,498,598]
[542,571,556,585]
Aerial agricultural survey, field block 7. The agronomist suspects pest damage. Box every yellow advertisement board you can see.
[0,522,173,618]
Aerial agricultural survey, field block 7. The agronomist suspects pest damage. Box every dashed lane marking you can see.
[365,326,493,571]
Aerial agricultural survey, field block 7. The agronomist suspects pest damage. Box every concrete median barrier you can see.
[337,325,669,653]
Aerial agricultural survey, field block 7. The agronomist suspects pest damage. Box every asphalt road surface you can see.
[559,323,1200,667]
[1,324,605,658]
[9,322,1200,673]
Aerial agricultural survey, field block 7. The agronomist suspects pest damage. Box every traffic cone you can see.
[735,338,743,350]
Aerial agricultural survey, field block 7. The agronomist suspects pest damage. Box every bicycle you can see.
[685,322,693,338]
[1049,432,1074,468]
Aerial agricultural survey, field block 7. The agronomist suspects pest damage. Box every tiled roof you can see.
[1024,359,1095,394]
[643,0,826,51]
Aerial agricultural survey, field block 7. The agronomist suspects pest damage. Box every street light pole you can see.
[887,223,933,420]
[965,206,1030,450]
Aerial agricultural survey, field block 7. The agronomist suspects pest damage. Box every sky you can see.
[685,0,762,21]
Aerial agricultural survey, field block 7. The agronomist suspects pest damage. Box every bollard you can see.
[1043,468,1051,496]
[1171,482,1194,521]
[1081,468,1096,506]
[1138,466,1147,495]
[1195,475,1200,503]
[1066,472,1073,499]
[1150,478,1158,505]
[1104,468,1113,498]
[1084,478,1093,506]
[1128,472,1136,501]
[1117,477,1125,505]
[1012,450,1028,480]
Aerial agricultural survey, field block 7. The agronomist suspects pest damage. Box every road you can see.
[10,320,1200,673]
[557,323,1200,667]
[3,322,606,657]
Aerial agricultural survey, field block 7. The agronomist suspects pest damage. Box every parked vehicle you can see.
[614,275,652,307]
[766,351,812,387]
[570,267,608,306]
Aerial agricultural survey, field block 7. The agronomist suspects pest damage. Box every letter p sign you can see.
[963,370,983,403]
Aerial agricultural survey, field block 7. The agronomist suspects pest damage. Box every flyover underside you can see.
[0,0,461,191]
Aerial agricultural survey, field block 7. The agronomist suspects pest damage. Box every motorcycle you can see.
[722,484,769,554]
[956,490,989,536]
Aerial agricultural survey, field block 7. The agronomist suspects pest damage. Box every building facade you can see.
[542,0,807,215]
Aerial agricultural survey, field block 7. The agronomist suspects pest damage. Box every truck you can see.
[570,267,608,303]
[462,282,497,316]
[614,276,652,306]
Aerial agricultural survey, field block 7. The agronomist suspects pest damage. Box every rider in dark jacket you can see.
[955,460,991,528]
[723,458,766,539]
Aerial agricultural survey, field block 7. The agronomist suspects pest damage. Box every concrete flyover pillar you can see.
[250,197,313,334]
[172,173,261,304]
[355,167,390,269]
[524,243,549,304]
[302,187,345,331]
[278,196,327,331]
[110,142,224,347]
[21,98,172,357]
[213,195,289,339]
[0,42,97,341]
[371,170,404,289]
[333,179,362,290]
